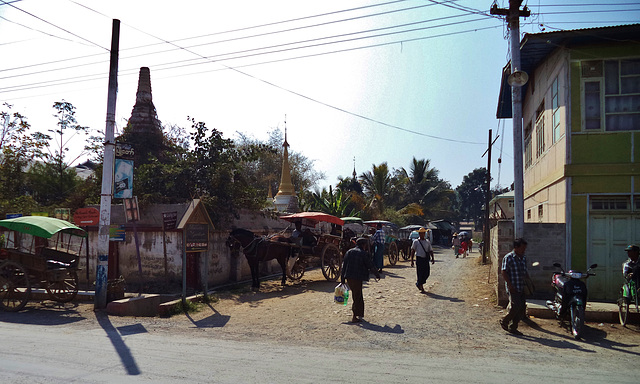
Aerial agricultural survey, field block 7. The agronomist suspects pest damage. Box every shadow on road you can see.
[0,302,87,326]
[95,311,141,375]
[185,303,230,328]
[425,291,464,303]
[343,320,404,334]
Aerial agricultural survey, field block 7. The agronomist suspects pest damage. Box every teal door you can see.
[589,215,640,301]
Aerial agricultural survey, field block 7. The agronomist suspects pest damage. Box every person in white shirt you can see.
[410,228,435,293]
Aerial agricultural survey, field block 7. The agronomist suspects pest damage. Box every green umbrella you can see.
[0,216,87,239]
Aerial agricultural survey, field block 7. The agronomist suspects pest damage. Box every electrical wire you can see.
[0,13,498,92]
[0,0,108,51]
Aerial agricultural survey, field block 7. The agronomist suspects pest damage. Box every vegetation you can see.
[0,101,503,229]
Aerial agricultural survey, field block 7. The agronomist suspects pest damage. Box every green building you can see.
[497,24,640,300]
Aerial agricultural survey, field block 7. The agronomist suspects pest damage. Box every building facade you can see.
[498,24,640,300]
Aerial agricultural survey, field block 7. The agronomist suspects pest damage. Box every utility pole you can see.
[95,19,120,309]
[491,0,530,239]
[483,129,492,264]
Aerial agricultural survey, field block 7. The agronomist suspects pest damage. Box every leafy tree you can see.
[235,129,325,203]
[456,168,490,225]
[0,103,48,201]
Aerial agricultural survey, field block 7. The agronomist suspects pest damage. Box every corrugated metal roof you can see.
[497,24,640,118]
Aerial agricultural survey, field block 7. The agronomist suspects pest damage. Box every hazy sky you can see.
[1,0,638,193]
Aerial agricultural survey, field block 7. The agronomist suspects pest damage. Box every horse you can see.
[226,228,292,291]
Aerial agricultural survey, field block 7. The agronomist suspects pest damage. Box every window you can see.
[508,199,514,208]
[527,209,531,219]
[538,204,544,219]
[590,197,629,211]
[552,77,561,142]
[582,58,640,131]
[536,118,545,157]
[524,122,532,168]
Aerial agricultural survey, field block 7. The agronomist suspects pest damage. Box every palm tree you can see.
[359,163,392,217]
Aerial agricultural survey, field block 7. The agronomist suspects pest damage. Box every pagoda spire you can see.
[273,116,298,213]
[275,121,295,196]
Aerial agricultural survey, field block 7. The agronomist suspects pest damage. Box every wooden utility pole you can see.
[95,19,120,309]
[491,1,530,239]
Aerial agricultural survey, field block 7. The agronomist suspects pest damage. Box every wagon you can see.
[280,212,349,282]
[0,216,87,311]
[363,220,400,266]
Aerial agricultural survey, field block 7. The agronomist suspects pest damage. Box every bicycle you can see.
[618,277,639,326]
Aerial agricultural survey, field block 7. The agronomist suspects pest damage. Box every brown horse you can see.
[226,228,292,291]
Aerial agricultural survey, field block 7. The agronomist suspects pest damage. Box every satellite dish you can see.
[508,70,529,87]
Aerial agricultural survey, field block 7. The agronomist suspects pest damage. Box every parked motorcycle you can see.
[545,262,597,339]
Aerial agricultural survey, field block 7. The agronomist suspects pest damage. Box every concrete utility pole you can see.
[490,1,530,239]
[95,19,120,309]
[483,129,492,264]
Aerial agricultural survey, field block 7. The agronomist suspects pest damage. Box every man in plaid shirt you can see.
[500,238,529,336]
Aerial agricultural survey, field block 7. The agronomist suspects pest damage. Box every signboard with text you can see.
[185,223,208,252]
[74,207,100,226]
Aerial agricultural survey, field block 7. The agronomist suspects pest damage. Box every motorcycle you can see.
[545,262,597,339]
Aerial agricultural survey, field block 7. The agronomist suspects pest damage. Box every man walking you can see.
[410,227,435,293]
[341,238,380,323]
[372,222,385,273]
[500,238,529,336]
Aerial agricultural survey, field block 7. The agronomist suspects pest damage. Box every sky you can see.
[1,0,639,194]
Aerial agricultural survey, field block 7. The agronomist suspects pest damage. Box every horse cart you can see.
[364,220,400,266]
[0,216,87,311]
[280,212,349,282]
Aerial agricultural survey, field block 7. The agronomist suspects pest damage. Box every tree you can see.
[359,162,392,216]
[456,168,490,225]
[235,129,325,203]
[303,185,358,217]
[0,103,48,202]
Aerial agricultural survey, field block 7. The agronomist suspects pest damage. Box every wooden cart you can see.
[280,212,350,282]
[0,216,87,311]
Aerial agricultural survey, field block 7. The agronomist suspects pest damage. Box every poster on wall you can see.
[114,143,134,199]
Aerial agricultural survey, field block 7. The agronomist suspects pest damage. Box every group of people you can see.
[452,232,472,258]
[339,226,434,324]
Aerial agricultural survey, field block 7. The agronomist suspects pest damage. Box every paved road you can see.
[0,317,637,384]
[1,247,640,383]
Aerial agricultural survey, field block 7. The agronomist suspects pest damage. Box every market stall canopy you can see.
[400,224,425,231]
[280,212,344,226]
[341,217,363,224]
[363,220,399,230]
[0,216,87,239]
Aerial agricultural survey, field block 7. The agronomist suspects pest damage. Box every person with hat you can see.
[410,227,435,293]
[340,237,380,324]
[623,244,640,287]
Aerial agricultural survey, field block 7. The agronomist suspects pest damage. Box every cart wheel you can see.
[321,243,341,281]
[388,242,399,266]
[0,261,31,312]
[45,269,78,303]
[287,258,305,281]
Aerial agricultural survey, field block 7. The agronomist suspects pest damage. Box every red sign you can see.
[74,207,100,226]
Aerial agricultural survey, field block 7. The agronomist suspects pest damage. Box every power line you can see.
[1,12,495,88]
[0,0,108,51]
[0,16,497,95]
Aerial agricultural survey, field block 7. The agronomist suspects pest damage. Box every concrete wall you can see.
[492,220,566,306]
[71,209,293,292]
